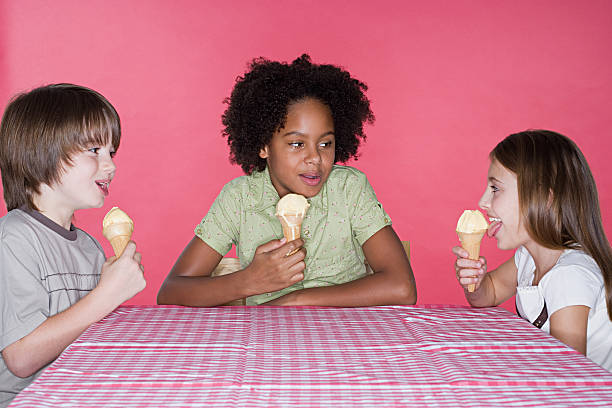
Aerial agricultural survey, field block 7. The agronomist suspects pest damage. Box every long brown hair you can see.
[0,83,120,211]
[491,130,612,320]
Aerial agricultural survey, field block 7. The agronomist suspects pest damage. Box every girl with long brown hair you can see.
[452,129,612,372]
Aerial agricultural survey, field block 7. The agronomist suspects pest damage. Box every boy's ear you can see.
[259,146,269,159]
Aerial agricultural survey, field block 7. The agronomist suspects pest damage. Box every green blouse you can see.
[195,165,391,305]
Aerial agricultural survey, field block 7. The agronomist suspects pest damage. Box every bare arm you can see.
[550,305,589,355]
[267,226,416,306]
[453,246,517,307]
[157,236,306,307]
[2,242,145,378]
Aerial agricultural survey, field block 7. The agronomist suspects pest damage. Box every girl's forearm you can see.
[157,273,250,307]
[269,272,416,307]
[465,273,497,307]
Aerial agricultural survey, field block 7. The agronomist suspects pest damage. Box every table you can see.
[9,305,612,407]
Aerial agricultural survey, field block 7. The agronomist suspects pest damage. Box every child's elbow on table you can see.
[397,276,417,305]
[2,344,37,379]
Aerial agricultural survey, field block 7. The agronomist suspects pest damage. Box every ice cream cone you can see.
[102,207,134,257]
[104,223,133,257]
[457,230,486,292]
[277,214,304,255]
[456,210,489,293]
[275,194,309,256]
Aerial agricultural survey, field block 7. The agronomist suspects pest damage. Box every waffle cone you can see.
[103,222,133,257]
[282,223,301,241]
[109,236,131,257]
[277,214,304,255]
[457,229,486,292]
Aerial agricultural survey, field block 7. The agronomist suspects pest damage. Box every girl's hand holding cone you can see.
[452,245,487,292]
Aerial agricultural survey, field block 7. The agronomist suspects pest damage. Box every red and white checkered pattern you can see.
[10,305,612,407]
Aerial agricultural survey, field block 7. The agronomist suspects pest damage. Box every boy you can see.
[0,84,145,406]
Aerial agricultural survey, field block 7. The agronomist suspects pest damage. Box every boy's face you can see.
[259,98,335,198]
[45,139,117,215]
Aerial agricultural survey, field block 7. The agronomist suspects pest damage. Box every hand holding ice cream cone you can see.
[456,210,488,292]
[276,194,309,256]
[102,207,134,257]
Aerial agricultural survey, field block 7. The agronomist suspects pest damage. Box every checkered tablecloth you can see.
[9,305,612,407]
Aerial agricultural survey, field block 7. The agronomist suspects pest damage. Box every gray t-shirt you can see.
[0,208,104,407]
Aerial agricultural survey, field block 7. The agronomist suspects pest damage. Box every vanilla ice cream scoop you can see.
[276,194,310,217]
[456,210,489,233]
[102,207,134,257]
[456,210,488,292]
[103,207,133,229]
[276,194,309,254]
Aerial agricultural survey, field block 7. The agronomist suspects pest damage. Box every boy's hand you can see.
[97,241,146,307]
[452,245,487,292]
[242,238,305,295]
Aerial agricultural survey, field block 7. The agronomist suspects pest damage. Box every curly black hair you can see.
[222,54,375,174]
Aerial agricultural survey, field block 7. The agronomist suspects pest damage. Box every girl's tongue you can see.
[488,220,502,238]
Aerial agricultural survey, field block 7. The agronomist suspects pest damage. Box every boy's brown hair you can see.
[0,83,121,211]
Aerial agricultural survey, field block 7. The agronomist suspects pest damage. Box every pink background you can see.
[1,1,611,310]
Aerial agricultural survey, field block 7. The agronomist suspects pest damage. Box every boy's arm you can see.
[3,287,118,377]
[1,243,145,378]
[267,226,417,306]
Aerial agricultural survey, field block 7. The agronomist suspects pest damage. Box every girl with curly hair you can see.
[158,54,416,307]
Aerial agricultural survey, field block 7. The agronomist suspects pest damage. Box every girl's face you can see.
[46,139,117,216]
[260,98,335,198]
[478,159,531,250]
